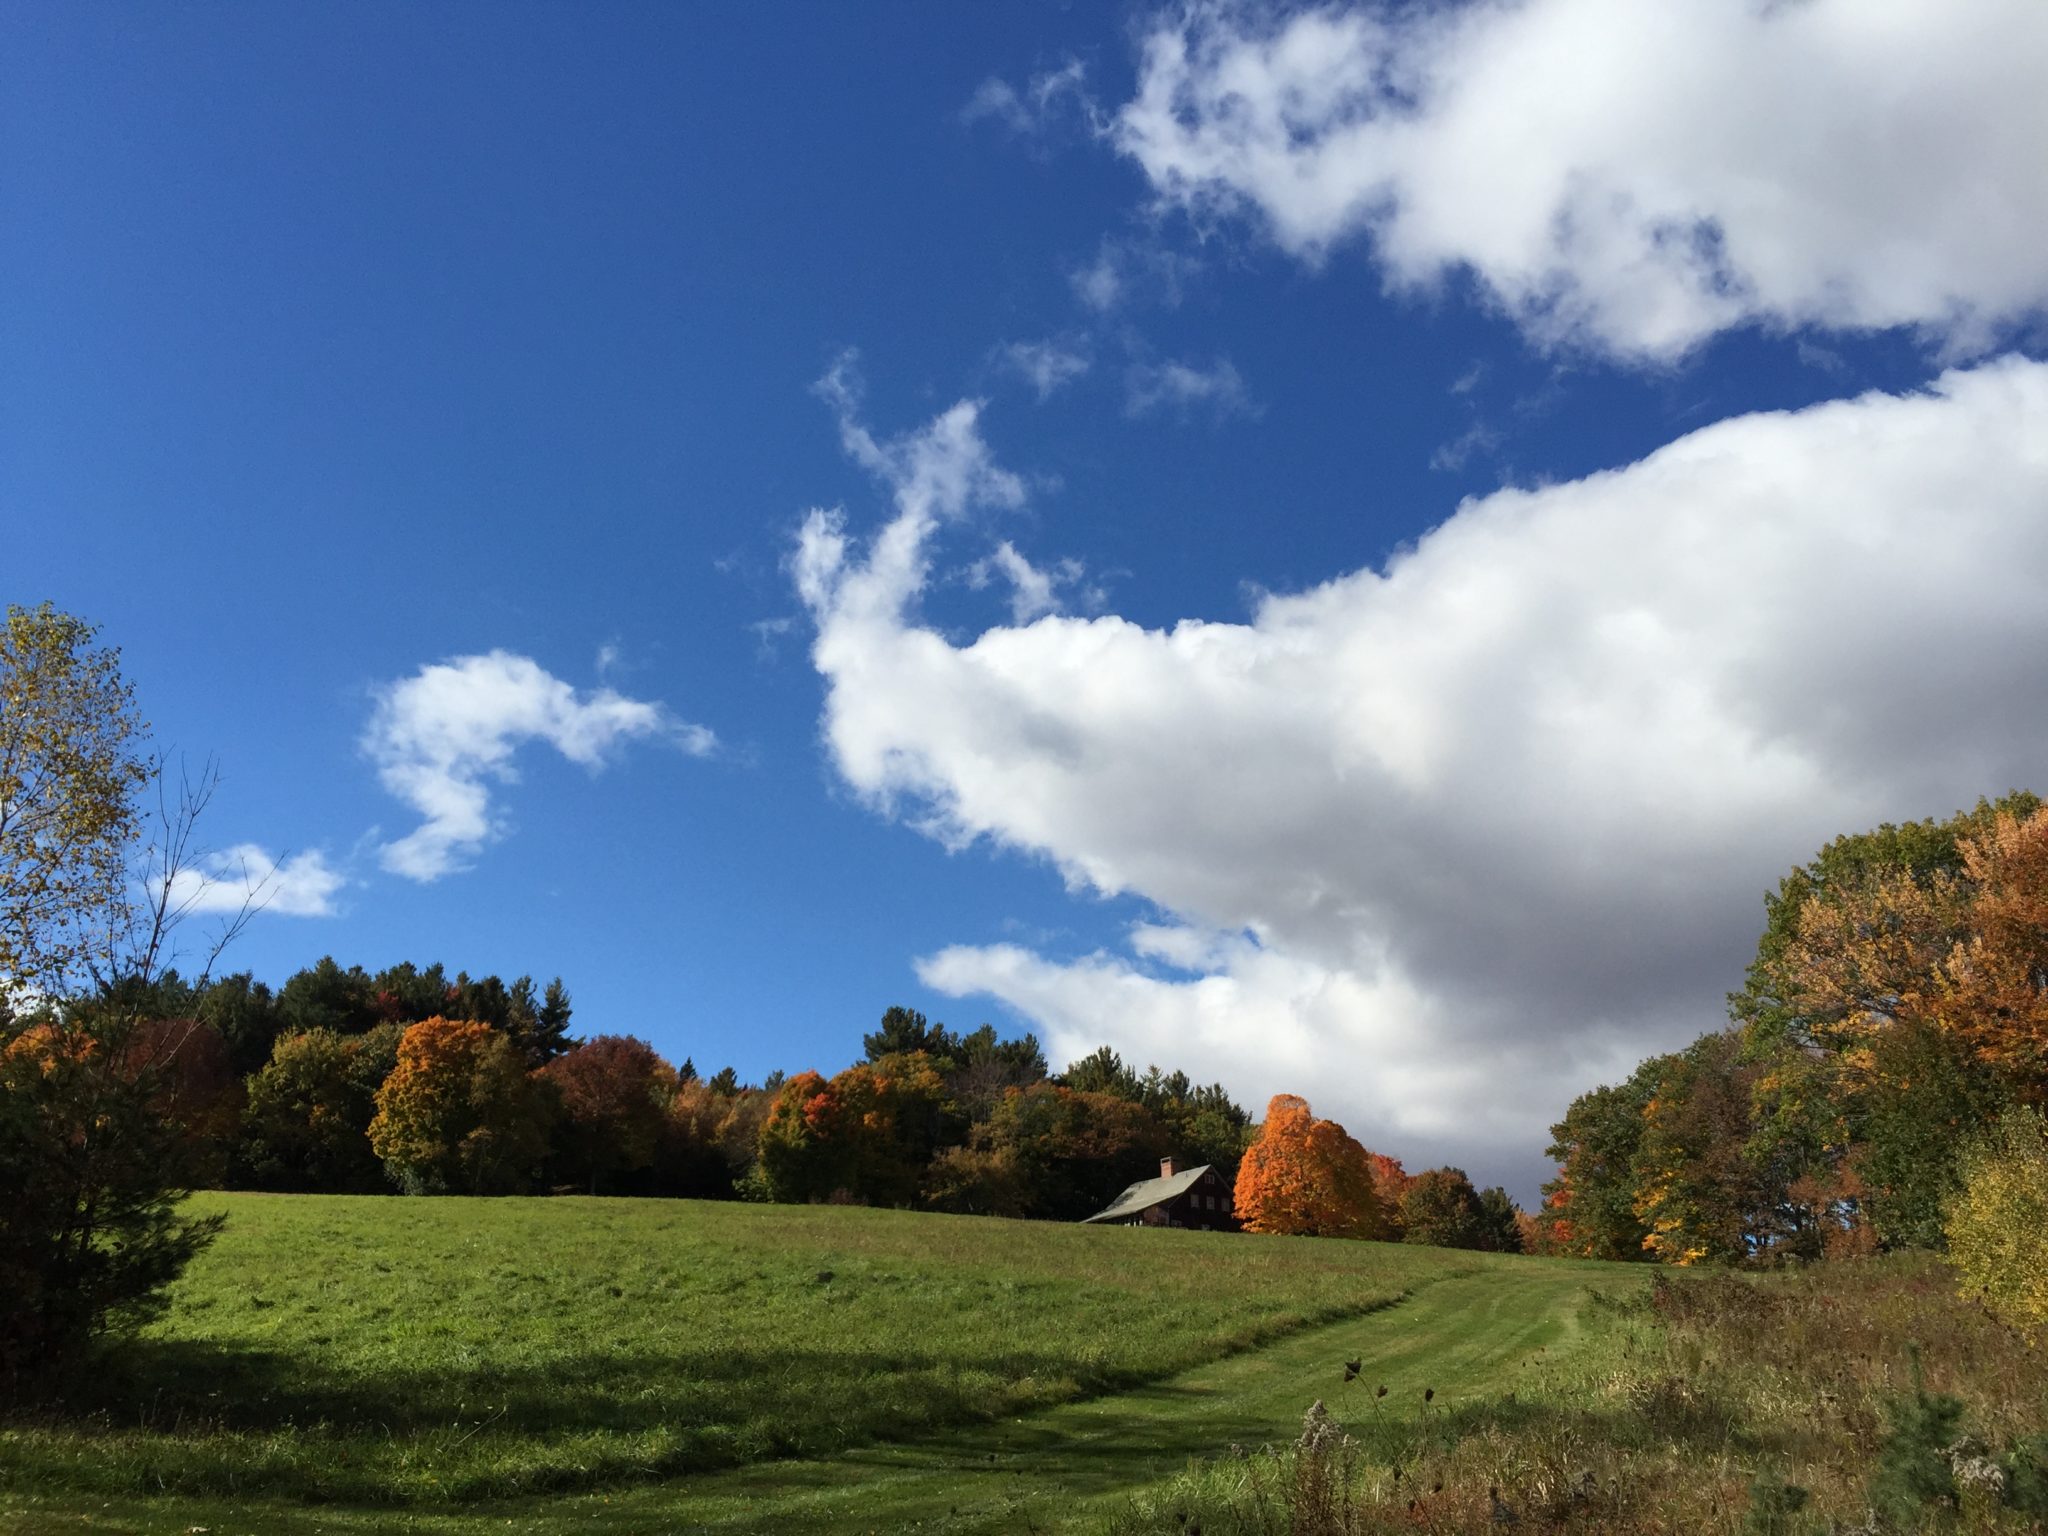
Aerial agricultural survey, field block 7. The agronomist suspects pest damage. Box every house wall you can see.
[1141,1167,1240,1232]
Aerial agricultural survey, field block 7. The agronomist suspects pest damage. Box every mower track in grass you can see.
[3,1257,1634,1534]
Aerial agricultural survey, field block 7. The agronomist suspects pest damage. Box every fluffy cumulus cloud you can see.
[1111,0,2048,360]
[366,651,713,881]
[158,845,346,919]
[798,357,2048,1190]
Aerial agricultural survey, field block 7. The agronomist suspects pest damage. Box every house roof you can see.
[1081,1164,1214,1224]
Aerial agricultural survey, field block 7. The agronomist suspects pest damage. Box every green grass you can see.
[1110,1256,2048,1534]
[14,1195,2035,1534]
[0,1191,1599,1528]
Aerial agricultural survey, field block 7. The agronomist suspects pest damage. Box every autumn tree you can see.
[116,1016,241,1183]
[1945,1107,2048,1338]
[1940,807,2048,1085]
[658,1078,772,1197]
[1542,1071,1656,1261]
[367,1017,551,1194]
[1054,1047,1252,1181]
[1734,798,2037,1181]
[938,1082,1169,1220]
[921,1143,1033,1217]
[0,606,248,1373]
[1629,1031,1782,1265]
[0,604,154,996]
[757,1052,955,1206]
[1368,1153,1413,1239]
[1233,1095,1383,1239]
[1729,795,2046,1254]
[239,1024,402,1192]
[540,1034,677,1193]
[1399,1167,1487,1250]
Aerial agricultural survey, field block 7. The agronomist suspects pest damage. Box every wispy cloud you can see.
[962,59,1089,137]
[1124,357,1256,421]
[966,541,1088,624]
[1069,235,1199,314]
[365,651,713,881]
[1429,420,1502,474]
[996,337,1091,400]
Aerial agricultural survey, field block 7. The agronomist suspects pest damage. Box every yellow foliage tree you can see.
[1945,1106,2048,1338]
[368,1017,550,1194]
[1233,1094,1383,1239]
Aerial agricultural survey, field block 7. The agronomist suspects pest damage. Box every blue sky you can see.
[8,1,2047,1198]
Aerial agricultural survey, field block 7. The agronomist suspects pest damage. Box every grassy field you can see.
[1112,1256,2048,1534]
[1,1193,1613,1532]
[16,1197,2042,1534]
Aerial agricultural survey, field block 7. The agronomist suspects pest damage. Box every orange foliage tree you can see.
[1233,1094,1384,1239]
[1941,807,2048,1085]
[1367,1152,1412,1239]
[367,1017,551,1194]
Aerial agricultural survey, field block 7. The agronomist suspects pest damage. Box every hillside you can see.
[0,1194,1619,1533]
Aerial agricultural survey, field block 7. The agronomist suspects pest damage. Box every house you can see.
[1081,1156,1238,1231]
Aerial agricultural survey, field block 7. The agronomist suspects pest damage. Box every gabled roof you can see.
[1081,1164,1214,1224]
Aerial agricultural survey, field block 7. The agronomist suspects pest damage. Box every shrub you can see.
[0,1020,224,1378]
[1867,1363,1967,1525]
[1944,1105,2048,1337]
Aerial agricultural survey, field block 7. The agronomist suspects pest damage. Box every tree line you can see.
[1537,791,2048,1332]
[21,955,1520,1253]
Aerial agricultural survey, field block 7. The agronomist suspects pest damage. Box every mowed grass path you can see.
[0,1196,1630,1531]
[0,1192,1564,1522]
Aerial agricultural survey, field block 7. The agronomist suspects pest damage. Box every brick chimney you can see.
[1160,1156,1178,1178]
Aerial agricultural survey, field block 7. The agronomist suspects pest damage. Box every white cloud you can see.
[1429,419,1501,473]
[797,355,1028,639]
[365,651,713,881]
[967,541,1088,625]
[1125,357,1256,420]
[158,845,346,919]
[1068,236,1201,314]
[998,338,1092,400]
[963,59,1089,136]
[1071,246,1125,313]
[799,357,2048,1192]
[1111,0,2048,360]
